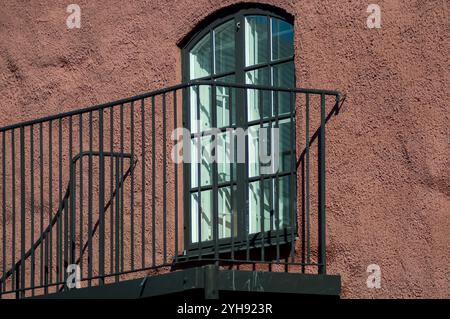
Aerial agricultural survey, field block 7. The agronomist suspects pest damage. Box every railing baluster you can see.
[109,108,114,275]
[79,114,83,279]
[87,112,93,286]
[119,104,124,273]
[48,121,53,291]
[98,109,105,284]
[1,132,6,294]
[141,98,146,268]
[39,124,44,289]
[114,155,120,282]
[173,90,178,263]
[318,94,326,275]
[151,95,156,267]
[162,94,167,264]
[305,93,311,266]
[289,91,295,266]
[19,126,25,298]
[229,87,235,261]
[59,119,64,289]
[69,117,76,271]
[130,101,135,270]
[11,129,15,293]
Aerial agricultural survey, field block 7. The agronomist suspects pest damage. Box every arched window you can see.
[182,5,296,253]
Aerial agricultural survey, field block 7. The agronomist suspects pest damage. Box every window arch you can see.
[182,5,296,254]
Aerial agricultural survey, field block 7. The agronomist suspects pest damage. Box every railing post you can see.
[318,94,326,275]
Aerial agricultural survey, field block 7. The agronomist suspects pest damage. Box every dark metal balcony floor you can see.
[34,265,341,299]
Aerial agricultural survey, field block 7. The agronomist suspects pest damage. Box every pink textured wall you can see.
[0,0,449,298]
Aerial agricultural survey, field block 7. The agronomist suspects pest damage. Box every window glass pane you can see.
[248,179,271,234]
[217,131,233,183]
[190,85,212,133]
[272,61,295,115]
[249,176,292,234]
[278,119,292,173]
[248,125,259,178]
[214,20,235,74]
[218,186,238,239]
[215,74,235,127]
[190,135,213,188]
[245,16,268,66]
[271,18,294,61]
[276,175,292,229]
[190,33,211,80]
[191,190,213,243]
[246,67,270,121]
[248,123,273,178]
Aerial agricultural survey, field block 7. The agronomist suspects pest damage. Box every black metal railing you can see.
[0,81,340,298]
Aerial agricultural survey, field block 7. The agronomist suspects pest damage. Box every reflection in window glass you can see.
[214,20,235,74]
[190,136,213,188]
[191,190,212,243]
[217,131,233,183]
[218,186,238,239]
[190,85,212,133]
[190,33,211,80]
[272,61,295,115]
[246,67,270,121]
[249,176,292,234]
[249,179,271,234]
[216,74,235,127]
[278,119,292,173]
[245,16,268,66]
[272,18,294,61]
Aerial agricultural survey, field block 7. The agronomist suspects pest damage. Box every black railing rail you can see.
[0,81,340,298]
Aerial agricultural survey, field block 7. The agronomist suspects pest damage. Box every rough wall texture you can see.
[0,0,449,298]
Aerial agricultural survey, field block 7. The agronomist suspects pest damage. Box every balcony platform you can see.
[35,265,341,299]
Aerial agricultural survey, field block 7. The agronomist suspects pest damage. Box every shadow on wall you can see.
[297,94,347,270]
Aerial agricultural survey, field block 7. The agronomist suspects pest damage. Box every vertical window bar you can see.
[244,88,250,261]
[259,89,265,261]
[229,87,235,261]
[211,84,219,261]
[196,85,202,258]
